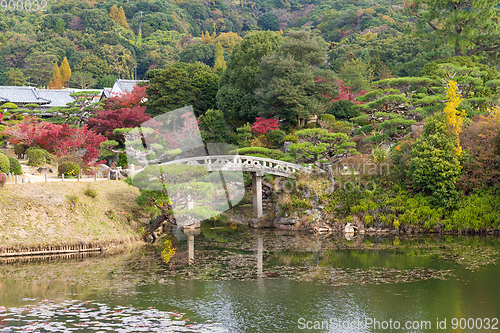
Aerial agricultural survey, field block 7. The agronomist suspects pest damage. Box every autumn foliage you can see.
[332,80,365,104]
[251,117,280,135]
[88,85,151,137]
[458,117,500,192]
[4,117,106,165]
[443,80,466,156]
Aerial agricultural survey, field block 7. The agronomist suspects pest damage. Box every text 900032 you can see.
[0,0,47,11]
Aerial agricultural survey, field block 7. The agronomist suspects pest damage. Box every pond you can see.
[1,227,499,332]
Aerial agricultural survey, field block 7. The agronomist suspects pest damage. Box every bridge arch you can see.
[134,155,312,218]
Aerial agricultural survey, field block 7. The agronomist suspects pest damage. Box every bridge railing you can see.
[134,155,312,177]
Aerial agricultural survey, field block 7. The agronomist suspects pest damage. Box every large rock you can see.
[249,217,273,229]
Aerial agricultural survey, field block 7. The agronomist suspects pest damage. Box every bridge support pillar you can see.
[252,171,263,218]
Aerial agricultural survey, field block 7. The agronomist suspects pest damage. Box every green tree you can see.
[180,43,216,67]
[407,0,500,59]
[98,74,117,89]
[144,67,199,117]
[69,71,97,89]
[145,63,219,117]
[406,115,462,208]
[258,12,280,31]
[54,18,66,34]
[5,68,27,86]
[338,58,373,93]
[217,31,284,121]
[198,109,230,143]
[254,30,338,125]
[75,54,113,77]
[23,51,58,86]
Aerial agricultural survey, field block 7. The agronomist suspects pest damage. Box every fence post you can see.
[15,175,18,184]
[62,174,64,181]
[94,173,97,181]
[107,171,110,180]
[45,174,48,183]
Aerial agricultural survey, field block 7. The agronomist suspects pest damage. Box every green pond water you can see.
[1,228,500,332]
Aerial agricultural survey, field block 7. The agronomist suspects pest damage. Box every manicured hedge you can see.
[8,157,22,175]
[0,153,9,173]
[58,161,81,177]
[26,147,51,166]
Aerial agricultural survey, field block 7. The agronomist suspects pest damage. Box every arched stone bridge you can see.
[134,155,312,218]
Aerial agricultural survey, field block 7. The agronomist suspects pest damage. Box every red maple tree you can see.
[251,117,280,135]
[5,117,106,165]
[320,79,366,104]
[88,85,151,137]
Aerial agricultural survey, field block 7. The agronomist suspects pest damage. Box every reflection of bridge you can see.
[135,155,312,218]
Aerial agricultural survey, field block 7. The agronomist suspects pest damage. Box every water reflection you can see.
[256,237,263,278]
[1,230,499,332]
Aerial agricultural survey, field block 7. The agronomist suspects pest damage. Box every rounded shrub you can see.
[58,154,87,174]
[284,135,299,143]
[0,153,9,173]
[8,157,22,175]
[14,143,27,158]
[319,114,336,123]
[26,147,51,166]
[268,149,285,160]
[58,161,81,177]
[266,129,286,148]
[325,100,361,119]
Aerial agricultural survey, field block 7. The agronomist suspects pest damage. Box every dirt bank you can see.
[0,181,147,252]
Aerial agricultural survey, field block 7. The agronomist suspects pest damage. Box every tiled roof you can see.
[36,89,77,108]
[0,86,51,105]
[102,87,112,99]
[111,79,148,95]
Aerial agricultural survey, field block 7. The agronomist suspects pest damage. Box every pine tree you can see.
[214,43,226,70]
[48,63,63,89]
[116,7,129,29]
[60,57,71,88]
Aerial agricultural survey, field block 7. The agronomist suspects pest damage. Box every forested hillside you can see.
[0,0,465,87]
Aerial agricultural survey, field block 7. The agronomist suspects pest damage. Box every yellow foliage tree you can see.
[214,42,226,70]
[109,5,119,21]
[48,63,63,89]
[59,57,71,88]
[214,32,242,52]
[443,80,466,155]
[117,7,129,29]
[201,31,212,44]
[110,5,129,29]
